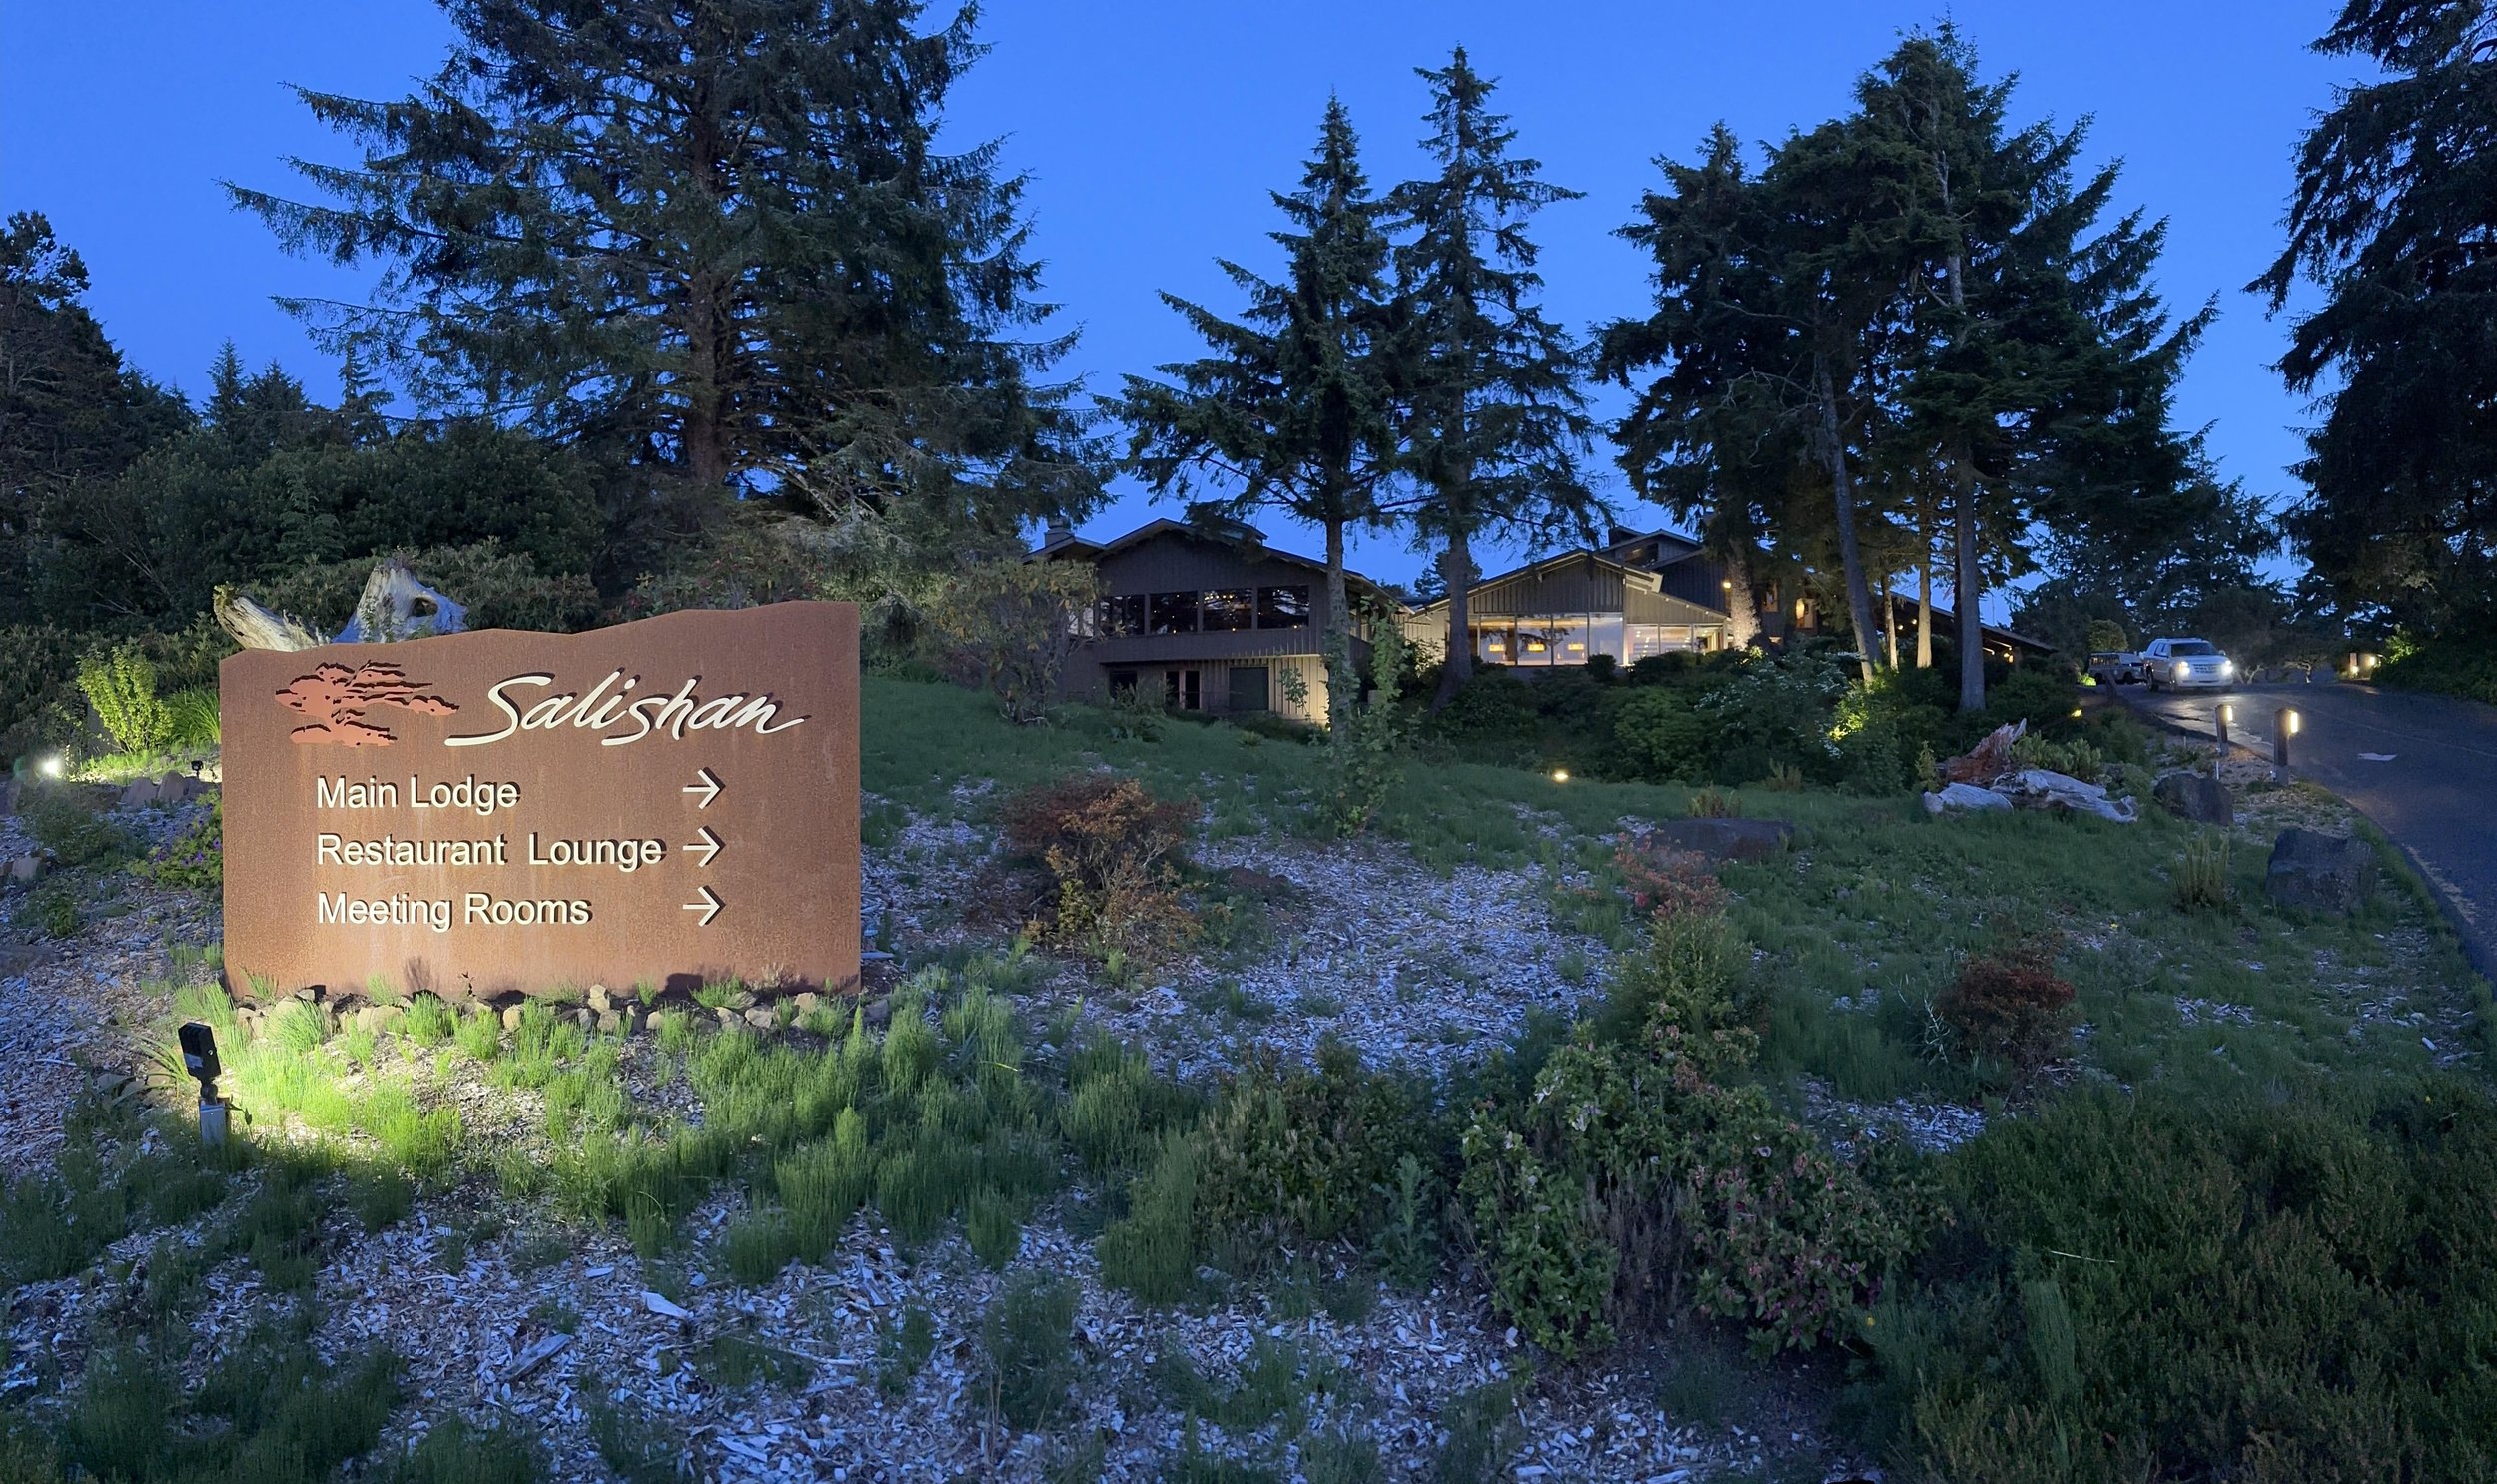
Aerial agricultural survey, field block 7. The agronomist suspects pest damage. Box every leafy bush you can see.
[1317,609,1412,836]
[0,622,83,756]
[927,559,1101,724]
[257,539,601,637]
[25,788,132,867]
[1695,648,1850,782]
[1612,843,1729,923]
[1000,773,1197,965]
[22,878,81,939]
[1933,941,2076,1073]
[75,643,173,754]
[1687,787,1739,819]
[1861,1083,2497,1483]
[1611,688,1716,782]
[1460,910,1928,1357]
[2374,628,2497,705]
[1190,1042,1431,1259]
[2009,732,2105,782]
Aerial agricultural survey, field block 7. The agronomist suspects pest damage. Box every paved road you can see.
[2123,678,2497,975]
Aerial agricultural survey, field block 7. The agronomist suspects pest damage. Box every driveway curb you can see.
[2111,686,2497,988]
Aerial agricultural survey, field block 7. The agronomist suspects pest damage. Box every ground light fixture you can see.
[2274,707,2301,779]
[177,1021,229,1146]
[1550,769,1569,783]
[37,754,63,778]
[2217,701,2235,749]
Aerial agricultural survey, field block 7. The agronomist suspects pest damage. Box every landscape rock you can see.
[2000,769,2138,823]
[1922,782,2013,815]
[586,983,613,1014]
[2265,828,2379,916]
[1639,816,1796,863]
[6,855,45,886]
[2152,771,2234,827]
[117,779,160,810]
[501,1004,526,1031]
[742,1006,777,1031]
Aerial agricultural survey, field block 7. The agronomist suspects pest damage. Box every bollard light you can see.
[2272,708,2300,780]
[2286,710,2302,736]
[1550,769,1570,784]
[2216,702,2233,749]
[178,1021,228,1147]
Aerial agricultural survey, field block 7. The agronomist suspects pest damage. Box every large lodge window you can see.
[1103,584,1315,637]
[1149,591,1199,634]
[1202,588,1254,631]
[1256,585,1310,629]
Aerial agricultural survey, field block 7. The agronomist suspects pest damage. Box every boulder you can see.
[2265,828,2379,916]
[2152,771,2233,827]
[1922,782,2014,815]
[117,778,161,810]
[6,855,45,886]
[154,773,199,805]
[1640,816,1796,863]
[2000,769,2138,824]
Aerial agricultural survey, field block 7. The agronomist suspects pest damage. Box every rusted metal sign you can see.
[220,602,859,1001]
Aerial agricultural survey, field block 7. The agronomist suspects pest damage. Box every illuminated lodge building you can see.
[1032,517,1406,723]
[1403,528,1740,666]
[1037,519,2049,720]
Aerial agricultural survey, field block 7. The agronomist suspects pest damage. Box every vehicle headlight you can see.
[2219,660,2234,676]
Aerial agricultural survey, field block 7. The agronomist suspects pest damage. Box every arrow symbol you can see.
[682,886,722,927]
[685,826,723,867]
[683,768,722,808]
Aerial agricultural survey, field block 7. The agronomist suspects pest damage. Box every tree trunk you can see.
[1811,353,1880,687]
[1954,461,1986,712]
[1724,547,1760,648]
[1881,567,1901,670]
[1323,516,1351,732]
[1916,499,1935,669]
[1433,524,1474,709]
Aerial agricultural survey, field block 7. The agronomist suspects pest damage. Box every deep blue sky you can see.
[1,0,2346,606]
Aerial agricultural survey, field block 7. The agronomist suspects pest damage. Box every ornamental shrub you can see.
[1000,773,1197,966]
[1611,688,1716,782]
[75,643,173,755]
[1191,1040,1431,1257]
[1460,910,1929,1357]
[1934,941,2077,1073]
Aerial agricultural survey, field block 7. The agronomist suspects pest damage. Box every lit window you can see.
[1099,595,1145,636]
[1202,588,1253,632]
[1149,592,1199,634]
[1255,585,1311,629]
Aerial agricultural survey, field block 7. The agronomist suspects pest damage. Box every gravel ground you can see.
[2,789,1865,1482]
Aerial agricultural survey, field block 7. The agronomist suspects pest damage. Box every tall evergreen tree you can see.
[0,212,188,622]
[1112,97,1402,728]
[2255,0,2497,630]
[231,0,1097,541]
[1385,48,1597,707]
[1855,29,2206,708]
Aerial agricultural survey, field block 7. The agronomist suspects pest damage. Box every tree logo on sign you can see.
[277,663,458,746]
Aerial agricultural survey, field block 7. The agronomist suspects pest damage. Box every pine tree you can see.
[1855,28,2206,708]
[1385,48,1597,707]
[1113,97,1402,729]
[231,0,1097,540]
[1601,124,1816,653]
[2255,0,2497,631]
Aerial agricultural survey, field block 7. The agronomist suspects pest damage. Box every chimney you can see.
[1042,517,1073,549]
[1606,525,1638,551]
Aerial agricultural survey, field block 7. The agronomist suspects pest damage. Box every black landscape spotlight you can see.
[177,1021,228,1146]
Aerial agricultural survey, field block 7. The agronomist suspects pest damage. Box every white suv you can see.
[2144,637,2236,691]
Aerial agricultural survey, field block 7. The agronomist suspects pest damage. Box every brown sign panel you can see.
[220,602,859,1001]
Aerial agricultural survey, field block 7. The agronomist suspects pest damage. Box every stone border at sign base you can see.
[219,601,860,1004]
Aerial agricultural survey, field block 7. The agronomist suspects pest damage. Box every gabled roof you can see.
[1407,548,1722,617]
[1030,517,1408,610]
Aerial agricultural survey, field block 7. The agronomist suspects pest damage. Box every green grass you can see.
[859,673,1861,872]
[1723,798,2490,1104]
